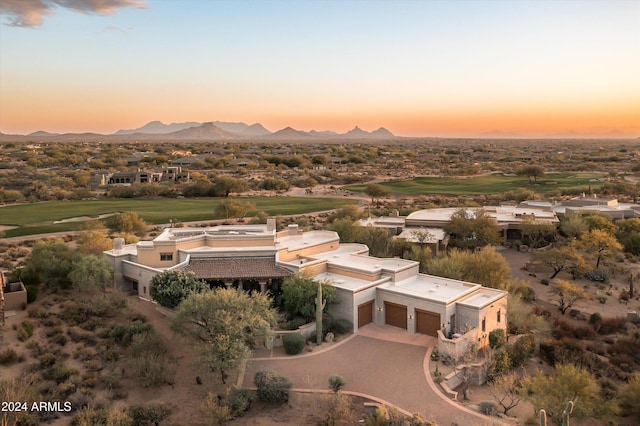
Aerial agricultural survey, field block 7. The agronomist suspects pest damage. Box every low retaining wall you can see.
[271,322,316,348]
[4,282,27,311]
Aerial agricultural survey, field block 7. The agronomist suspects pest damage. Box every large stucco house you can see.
[105,219,507,351]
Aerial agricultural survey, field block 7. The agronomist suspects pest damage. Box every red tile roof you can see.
[181,257,293,280]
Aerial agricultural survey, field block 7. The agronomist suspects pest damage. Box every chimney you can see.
[113,238,124,254]
[266,218,276,232]
[287,224,299,236]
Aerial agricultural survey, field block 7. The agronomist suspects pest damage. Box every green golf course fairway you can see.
[344,173,606,195]
[0,197,357,238]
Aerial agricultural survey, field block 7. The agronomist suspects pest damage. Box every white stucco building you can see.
[104,219,507,351]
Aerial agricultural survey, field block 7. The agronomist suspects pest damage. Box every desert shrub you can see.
[573,325,597,340]
[107,322,153,346]
[282,333,305,355]
[479,401,497,416]
[609,336,640,365]
[96,341,120,363]
[27,306,47,319]
[254,370,292,403]
[328,374,346,393]
[49,363,78,383]
[128,402,171,425]
[487,349,511,381]
[52,333,67,346]
[489,329,505,349]
[515,285,536,302]
[25,285,38,303]
[227,387,252,415]
[0,348,21,366]
[540,279,549,286]
[80,373,98,389]
[589,312,602,327]
[508,334,534,367]
[134,350,177,388]
[53,381,77,398]
[17,321,35,342]
[67,327,96,345]
[288,317,307,330]
[598,316,627,335]
[586,269,609,282]
[609,353,635,372]
[329,318,353,335]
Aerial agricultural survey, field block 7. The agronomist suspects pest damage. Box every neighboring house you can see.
[520,194,640,219]
[360,205,560,247]
[104,167,189,186]
[104,220,507,352]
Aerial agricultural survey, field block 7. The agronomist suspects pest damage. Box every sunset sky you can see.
[1,0,639,138]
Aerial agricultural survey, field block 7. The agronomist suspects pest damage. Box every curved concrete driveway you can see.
[242,332,503,426]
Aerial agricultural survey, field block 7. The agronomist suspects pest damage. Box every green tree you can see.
[171,288,277,384]
[69,255,113,292]
[356,227,393,257]
[506,293,551,338]
[214,199,255,220]
[516,165,545,183]
[326,218,360,243]
[522,364,605,424]
[106,211,148,236]
[559,213,588,239]
[578,229,623,268]
[444,208,501,250]
[534,246,586,279]
[364,183,389,208]
[19,239,77,289]
[77,230,113,255]
[618,374,640,420]
[282,274,336,321]
[426,247,512,290]
[549,279,590,314]
[149,270,209,309]
[584,213,617,233]
[520,218,556,248]
[616,218,640,256]
[213,175,248,197]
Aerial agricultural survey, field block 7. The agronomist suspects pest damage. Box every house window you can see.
[497,309,501,323]
[482,317,486,332]
[143,286,147,294]
[160,253,173,261]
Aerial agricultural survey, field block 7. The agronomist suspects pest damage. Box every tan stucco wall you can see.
[4,283,27,310]
[326,265,379,281]
[279,241,339,262]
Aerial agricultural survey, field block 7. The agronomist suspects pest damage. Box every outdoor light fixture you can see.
[409,314,413,320]
[377,307,383,312]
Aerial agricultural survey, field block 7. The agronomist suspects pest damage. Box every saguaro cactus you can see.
[539,409,547,426]
[562,401,574,426]
[316,281,326,345]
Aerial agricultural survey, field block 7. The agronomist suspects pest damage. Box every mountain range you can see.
[15,121,397,141]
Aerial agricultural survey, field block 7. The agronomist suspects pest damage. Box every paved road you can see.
[243,334,503,426]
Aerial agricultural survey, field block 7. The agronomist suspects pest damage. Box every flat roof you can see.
[406,208,463,222]
[379,274,479,304]
[397,227,446,242]
[314,272,389,292]
[458,287,506,308]
[276,230,339,251]
[309,244,417,274]
[153,224,274,242]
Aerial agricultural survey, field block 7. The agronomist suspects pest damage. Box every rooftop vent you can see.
[113,238,124,253]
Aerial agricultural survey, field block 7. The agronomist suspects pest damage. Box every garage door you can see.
[358,301,374,328]
[384,302,407,330]
[416,309,440,337]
